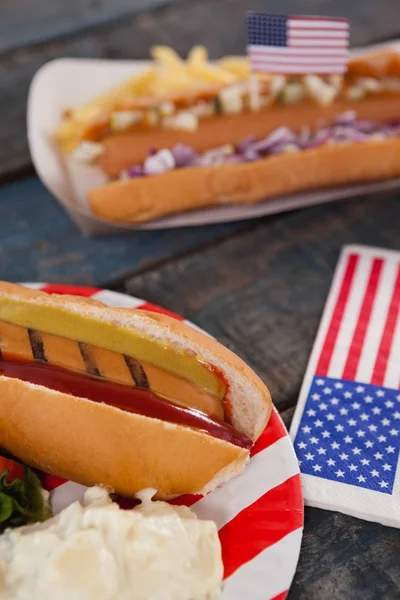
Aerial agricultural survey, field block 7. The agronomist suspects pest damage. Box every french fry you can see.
[188,45,209,66]
[56,45,248,151]
[217,56,249,79]
[54,66,157,149]
[188,63,237,84]
[151,46,185,68]
[187,46,238,83]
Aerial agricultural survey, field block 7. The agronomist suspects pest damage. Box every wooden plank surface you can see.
[2,0,398,55]
[0,0,182,54]
[2,0,400,179]
[0,176,247,284]
[124,191,400,598]
[124,190,400,412]
[290,505,400,599]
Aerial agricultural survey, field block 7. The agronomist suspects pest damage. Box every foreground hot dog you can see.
[0,282,271,499]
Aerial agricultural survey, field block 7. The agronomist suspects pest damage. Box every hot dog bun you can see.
[89,137,400,223]
[0,283,271,498]
[97,94,400,177]
[348,49,400,79]
[0,377,249,499]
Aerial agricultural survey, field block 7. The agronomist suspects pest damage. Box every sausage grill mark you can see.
[28,329,47,362]
[123,354,150,389]
[78,342,101,377]
[1,320,151,390]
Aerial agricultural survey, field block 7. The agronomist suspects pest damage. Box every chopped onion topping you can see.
[303,75,339,106]
[163,111,198,131]
[71,141,104,163]
[110,110,142,131]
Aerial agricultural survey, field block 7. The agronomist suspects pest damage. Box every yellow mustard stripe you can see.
[0,319,224,418]
[0,299,224,398]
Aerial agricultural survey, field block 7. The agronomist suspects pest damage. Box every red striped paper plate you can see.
[23,283,304,600]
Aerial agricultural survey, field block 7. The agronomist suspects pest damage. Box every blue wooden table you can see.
[0,176,248,284]
[1,0,400,597]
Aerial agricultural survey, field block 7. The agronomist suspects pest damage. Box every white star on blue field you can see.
[294,377,400,494]
[247,13,288,47]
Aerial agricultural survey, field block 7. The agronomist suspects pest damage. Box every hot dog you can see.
[95,94,400,178]
[89,137,400,223]
[55,46,400,223]
[0,282,271,499]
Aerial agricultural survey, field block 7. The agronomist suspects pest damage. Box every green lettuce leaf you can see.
[0,466,52,533]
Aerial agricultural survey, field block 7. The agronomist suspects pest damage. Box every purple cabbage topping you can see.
[333,110,357,126]
[171,143,199,167]
[120,113,400,179]
[354,120,379,133]
[307,128,332,150]
[125,165,144,178]
[253,127,297,153]
[241,148,261,162]
[236,135,257,154]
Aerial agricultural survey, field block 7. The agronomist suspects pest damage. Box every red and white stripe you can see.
[248,16,348,74]
[314,247,400,388]
[23,283,304,600]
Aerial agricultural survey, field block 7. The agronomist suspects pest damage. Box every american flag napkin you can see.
[290,245,400,527]
[247,13,349,74]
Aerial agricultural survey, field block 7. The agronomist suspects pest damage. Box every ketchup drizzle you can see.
[0,357,252,450]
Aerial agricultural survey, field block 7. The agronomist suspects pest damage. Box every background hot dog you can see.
[89,137,400,223]
[97,94,400,177]
[56,47,400,172]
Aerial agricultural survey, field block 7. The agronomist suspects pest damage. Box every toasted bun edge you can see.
[0,376,249,499]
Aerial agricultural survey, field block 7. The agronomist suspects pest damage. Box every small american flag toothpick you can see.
[247,13,349,74]
[290,245,400,527]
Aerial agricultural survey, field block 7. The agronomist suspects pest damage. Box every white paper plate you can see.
[27,41,400,235]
